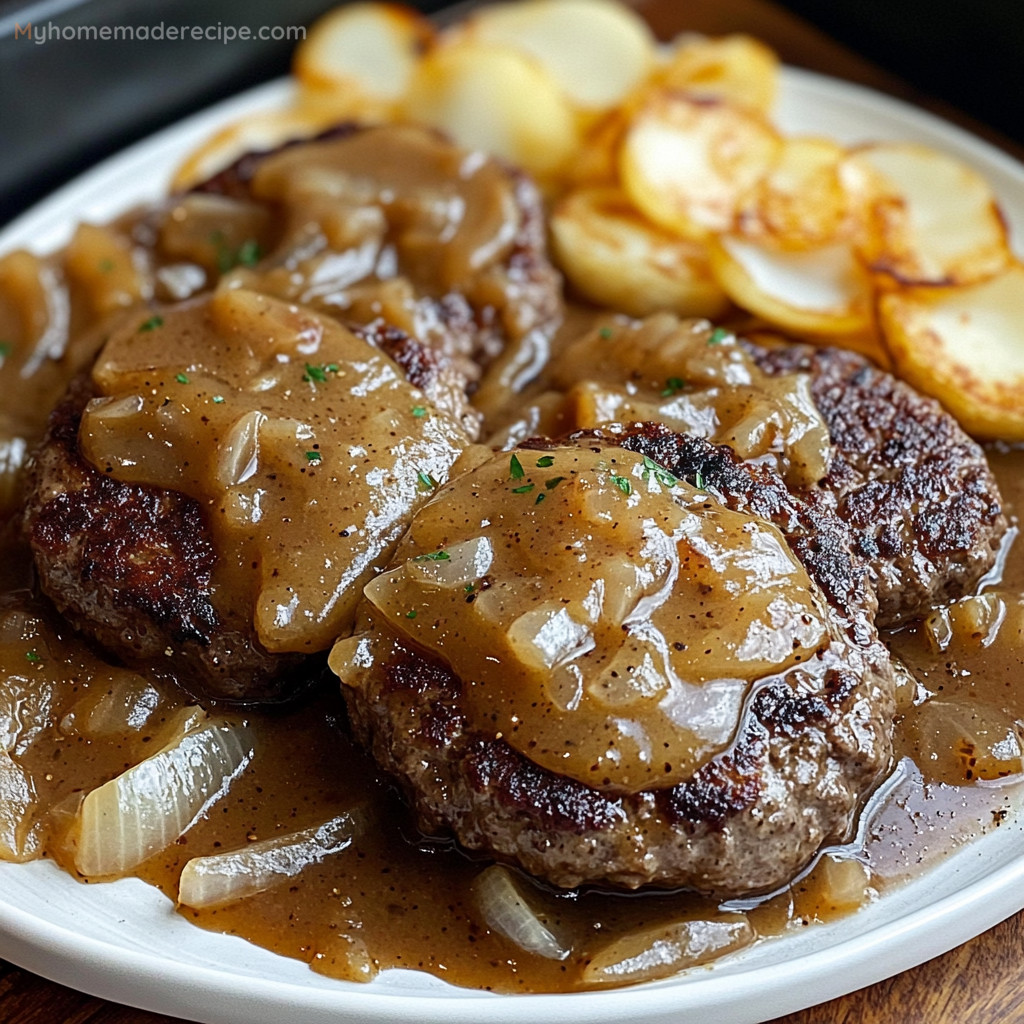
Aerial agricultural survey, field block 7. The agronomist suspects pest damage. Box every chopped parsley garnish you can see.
[212,395,225,404]
[0,341,11,358]
[708,327,731,345]
[98,258,115,273]
[695,469,707,491]
[599,326,613,340]
[138,315,164,333]
[25,651,41,664]
[405,610,418,619]
[545,476,565,490]
[175,372,189,384]
[535,492,547,505]
[414,550,451,562]
[303,363,329,384]
[212,232,262,273]
[464,583,475,593]
[512,483,535,494]
[535,455,554,468]
[417,471,437,491]
[305,451,322,463]
[236,239,262,267]
[412,406,427,418]
[641,455,678,488]
[610,474,632,496]
[509,454,525,480]
[661,376,685,397]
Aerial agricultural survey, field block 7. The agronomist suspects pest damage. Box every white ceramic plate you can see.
[2,66,1024,1024]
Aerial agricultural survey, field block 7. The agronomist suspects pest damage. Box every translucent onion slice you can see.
[294,2,434,100]
[620,91,781,239]
[841,142,1011,286]
[708,234,885,363]
[74,714,253,878]
[403,41,578,177]
[879,262,1024,440]
[473,865,571,960]
[460,0,656,112]
[583,913,753,987]
[178,809,365,909]
[0,751,41,863]
[551,187,729,319]
[735,136,849,249]
[657,33,780,115]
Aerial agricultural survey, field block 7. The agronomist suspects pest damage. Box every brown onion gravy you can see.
[0,141,1021,994]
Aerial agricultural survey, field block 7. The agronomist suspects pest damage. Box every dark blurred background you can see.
[0,0,1021,228]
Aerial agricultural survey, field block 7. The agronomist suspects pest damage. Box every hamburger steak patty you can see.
[341,429,897,897]
[22,374,301,703]
[748,341,1008,626]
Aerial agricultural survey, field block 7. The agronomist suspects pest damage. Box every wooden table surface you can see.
[3,0,1024,1021]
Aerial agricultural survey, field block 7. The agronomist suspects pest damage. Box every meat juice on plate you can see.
[0,125,1022,993]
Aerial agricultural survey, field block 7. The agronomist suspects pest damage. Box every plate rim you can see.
[2,62,1024,1024]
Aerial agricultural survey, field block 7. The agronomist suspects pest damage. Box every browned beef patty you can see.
[22,374,301,703]
[747,341,1007,626]
[342,429,896,898]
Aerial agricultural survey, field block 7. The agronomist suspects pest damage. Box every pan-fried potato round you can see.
[171,110,339,192]
[460,0,655,113]
[735,136,849,249]
[656,33,780,115]
[620,91,781,240]
[403,40,578,177]
[708,234,885,362]
[551,187,729,318]
[294,2,434,104]
[841,143,1011,287]
[880,262,1024,440]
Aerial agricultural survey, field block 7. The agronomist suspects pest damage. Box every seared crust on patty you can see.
[747,341,1007,626]
[342,431,896,898]
[23,374,303,704]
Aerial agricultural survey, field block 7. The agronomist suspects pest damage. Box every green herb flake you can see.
[512,483,535,494]
[414,550,451,562]
[236,239,262,267]
[464,583,475,593]
[534,492,547,505]
[138,315,164,333]
[98,258,115,273]
[509,454,525,480]
[412,406,427,418]
[305,451,322,463]
[0,341,12,358]
[406,610,418,619]
[303,363,329,384]
[417,471,437,491]
[641,455,678,488]
[708,327,731,345]
[212,395,225,404]
[695,469,707,491]
[661,376,685,397]
[175,372,190,384]
[610,474,632,496]
[599,326,613,340]
[545,476,565,490]
[25,651,41,664]
[535,455,555,468]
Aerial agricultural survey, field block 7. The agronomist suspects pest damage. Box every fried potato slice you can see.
[294,2,434,103]
[841,143,1011,287]
[459,0,656,112]
[620,91,781,240]
[171,110,340,192]
[657,33,780,115]
[403,41,578,177]
[735,136,849,249]
[879,262,1024,440]
[551,188,729,318]
[709,233,885,362]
